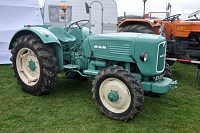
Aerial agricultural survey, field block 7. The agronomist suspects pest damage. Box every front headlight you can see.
[140,52,148,62]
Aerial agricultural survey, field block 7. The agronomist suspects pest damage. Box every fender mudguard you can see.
[9,27,64,70]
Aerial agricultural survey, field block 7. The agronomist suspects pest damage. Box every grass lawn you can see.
[1,62,200,133]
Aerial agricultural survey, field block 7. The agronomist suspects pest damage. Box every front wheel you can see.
[92,66,144,121]
[10,35,58,95]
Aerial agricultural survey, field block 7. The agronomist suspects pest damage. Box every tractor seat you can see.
[48,26,76,43]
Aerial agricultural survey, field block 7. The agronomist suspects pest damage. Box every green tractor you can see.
[9,5,177,121]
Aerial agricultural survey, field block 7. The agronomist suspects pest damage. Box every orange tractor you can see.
[118,10,200,85]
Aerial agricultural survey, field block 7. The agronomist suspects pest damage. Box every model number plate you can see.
[153,74,164,81]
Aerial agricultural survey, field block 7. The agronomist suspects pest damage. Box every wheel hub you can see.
[108,90,119,102]
[99,78,131,113]
[16,48,40,86]
[29,61,36,71]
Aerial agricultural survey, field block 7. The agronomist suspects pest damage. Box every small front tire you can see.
[92,66,144,121]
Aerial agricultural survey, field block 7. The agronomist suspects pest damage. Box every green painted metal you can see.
[82,38,91,57]
[134,34,166,76]
[107,90,119,102]
[9,27,60,49]
[141,81,152,91]
[170,80,178,89]
[91,60,107,67]
[63,64,79,69]
[125,62,130,71]
[8,26,64,70]
[87,60,107,70]
[141,77,173,93]
[82,32,139,62]
[83,69,100,76]
[48,43,64,70]
[48,26,76,42]
[68,27,90,45]
[134,74,142,81]
[82,32,166,76]
[29,61,36,71]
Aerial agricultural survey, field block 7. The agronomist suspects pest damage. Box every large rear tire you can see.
[120,24,154,34]
[92,66,144,121]
[10,35,58,95]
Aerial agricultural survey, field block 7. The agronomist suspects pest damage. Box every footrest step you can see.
[64,64,79,69]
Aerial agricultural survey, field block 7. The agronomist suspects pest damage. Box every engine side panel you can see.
[82,33,166,76]
[82,33,140,62]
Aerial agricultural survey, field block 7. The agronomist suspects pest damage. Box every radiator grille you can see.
[157,41,167,72]
[157,41,166,72]
[108,44,130,55]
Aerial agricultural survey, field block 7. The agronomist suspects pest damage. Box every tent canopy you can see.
[0,0,43,64]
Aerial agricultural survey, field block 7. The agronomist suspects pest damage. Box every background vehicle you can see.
[43,0,118,34]
[8,3,177,121]
[118,9,200,85]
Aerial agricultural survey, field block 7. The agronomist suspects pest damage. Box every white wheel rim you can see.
[99,78,131,113]
[16,48,40,86]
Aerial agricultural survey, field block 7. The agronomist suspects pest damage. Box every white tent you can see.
[0,0,43,64]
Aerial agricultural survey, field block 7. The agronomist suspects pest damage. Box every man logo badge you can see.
[94,45,106,49]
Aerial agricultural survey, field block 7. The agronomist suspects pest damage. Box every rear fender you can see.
[9,27,64,70]
[117,20,161,34]
[172,20,192,37]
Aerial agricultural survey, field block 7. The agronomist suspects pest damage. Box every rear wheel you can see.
[92,66,144,121]
[10,35,58,95]
[120,24,154,34]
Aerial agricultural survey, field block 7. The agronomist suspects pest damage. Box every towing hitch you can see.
[170,80,177,89]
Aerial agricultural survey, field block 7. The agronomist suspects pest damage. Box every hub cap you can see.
[29,61,36,71]
[99,78,131,113]
[16,48,40,86]
[108,90,119,102]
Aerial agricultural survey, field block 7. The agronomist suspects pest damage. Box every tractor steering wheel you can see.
[163,14,181,21]
[188,10,200,18]
[68,20,89,32]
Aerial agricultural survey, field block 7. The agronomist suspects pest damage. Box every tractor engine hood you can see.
[82,32,141,60]
[82,32,166,76]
